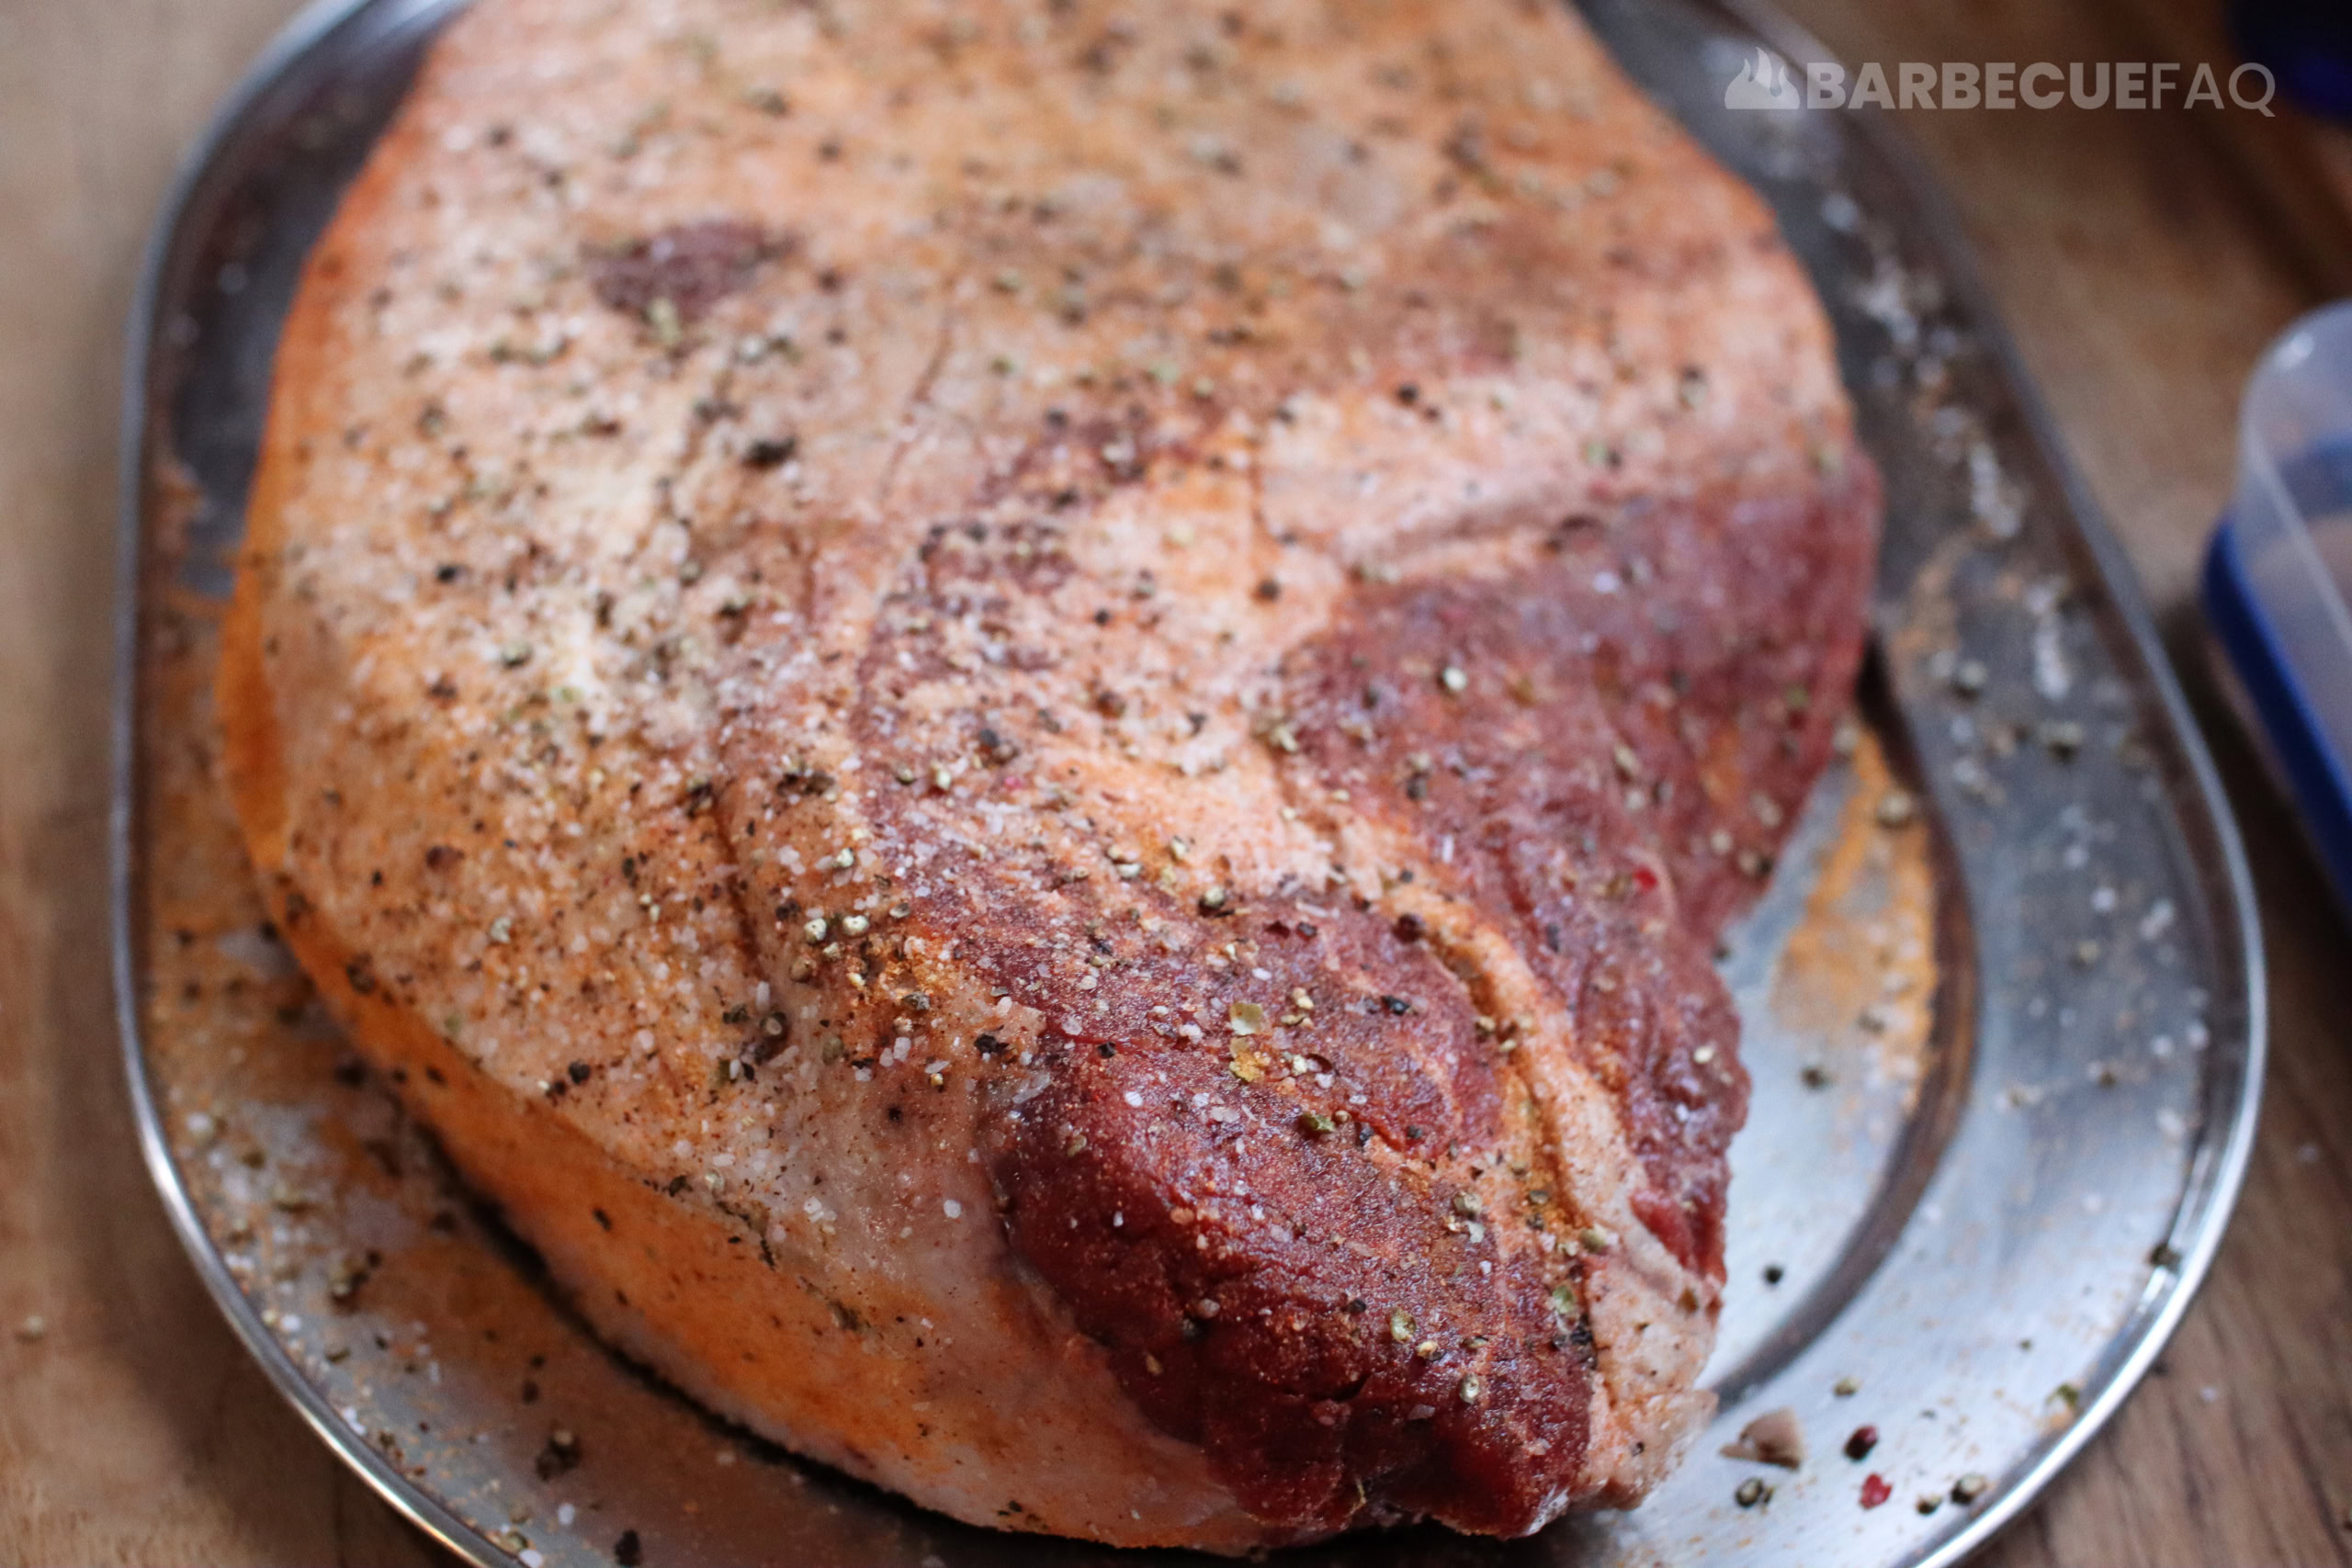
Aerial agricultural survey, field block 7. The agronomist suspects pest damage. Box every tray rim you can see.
[107,2,2267,1564]
[107,0,505,1562]
[1706,6,2269,1565]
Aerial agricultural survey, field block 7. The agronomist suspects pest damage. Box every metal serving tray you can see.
[112,1,2264,1564]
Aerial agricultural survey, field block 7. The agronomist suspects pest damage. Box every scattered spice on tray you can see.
[1720,1406,1805,1469]
[536,1427,583,1480]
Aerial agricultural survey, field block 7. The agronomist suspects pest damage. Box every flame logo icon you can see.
[1723,47,1801,111]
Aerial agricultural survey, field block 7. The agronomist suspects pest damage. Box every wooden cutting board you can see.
[0,0,2346,1562]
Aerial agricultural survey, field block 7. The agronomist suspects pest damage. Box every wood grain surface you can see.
[1,0,2346,1562]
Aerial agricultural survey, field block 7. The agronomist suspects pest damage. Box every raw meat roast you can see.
[221,0,1878,1548]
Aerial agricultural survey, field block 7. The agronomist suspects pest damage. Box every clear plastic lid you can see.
[2227,300,2352,787]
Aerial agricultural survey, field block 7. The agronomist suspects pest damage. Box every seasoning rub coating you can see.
[220,0,1878,1549]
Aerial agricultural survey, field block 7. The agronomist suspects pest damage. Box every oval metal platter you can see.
[111,0,2265,1564]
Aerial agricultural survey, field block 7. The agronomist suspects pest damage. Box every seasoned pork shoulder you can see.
[220,0,1878,1548]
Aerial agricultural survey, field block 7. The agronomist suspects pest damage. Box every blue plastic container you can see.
[2204,300,2352,910]
[2232,0,2352,119]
